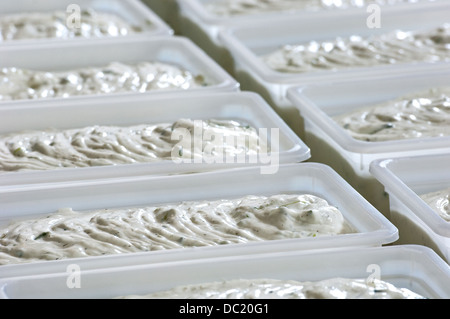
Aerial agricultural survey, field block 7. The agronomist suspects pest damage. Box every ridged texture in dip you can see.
[420,187,450,222]
[333,88,450,142]
[0,194,353,265]
[0,62,207,101]
[0,8,143,41]
[116,277,425,299]
[262,24,450,73]
[206,0,425,16]
[0,119,262,172]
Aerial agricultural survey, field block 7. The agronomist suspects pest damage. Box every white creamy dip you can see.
[206,0,426,16]
[0,119,262,172]
[420,187,450,222]
[262,24,450,73]
[0,8,142,41]
[333,87,450,142]
[0,194,353,265]
[117,277,425,299]
[0,62,207,101]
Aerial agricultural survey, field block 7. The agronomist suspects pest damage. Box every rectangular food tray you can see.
[218,2,450,108]
[0,0,173,46]
[0,91,309,187]
[0,245,447,299]
[0,162,398,279]
[0,35,239,104]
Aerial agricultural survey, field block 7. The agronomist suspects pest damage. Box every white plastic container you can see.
[177,0,444,44]
[0,163,398,279]
[286,69,450,218]
[0,245,448,299]
[0,0,173,46]
[218,2,450,136]
[0,91,309,187]
[370,154,450,263]
[176,0,444,74]
[0,35,239,104]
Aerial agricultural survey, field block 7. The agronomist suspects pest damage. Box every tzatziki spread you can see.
[0,8,142,42]
[116,277,425,299]
[0,61,207,101]
[0,119,263,172]
[333,87,450,142]
[206,0,427,16]
[0,194,353,265]
[262,24,450,73]
[420,187,450,222]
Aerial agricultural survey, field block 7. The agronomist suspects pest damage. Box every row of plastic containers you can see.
[145,0,450,297]
[0,0,449,298]
[151,0,450,258]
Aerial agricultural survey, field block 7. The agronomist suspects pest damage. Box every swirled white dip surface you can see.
[262,24,450,73]
[0,119,262,172]
[117,277,425,299]
[333,88,450,142]
[0,194,353,265]
[0,62,207,101]
[0,8,142,41]
[206,0,427,16]
[420,187,450,222]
